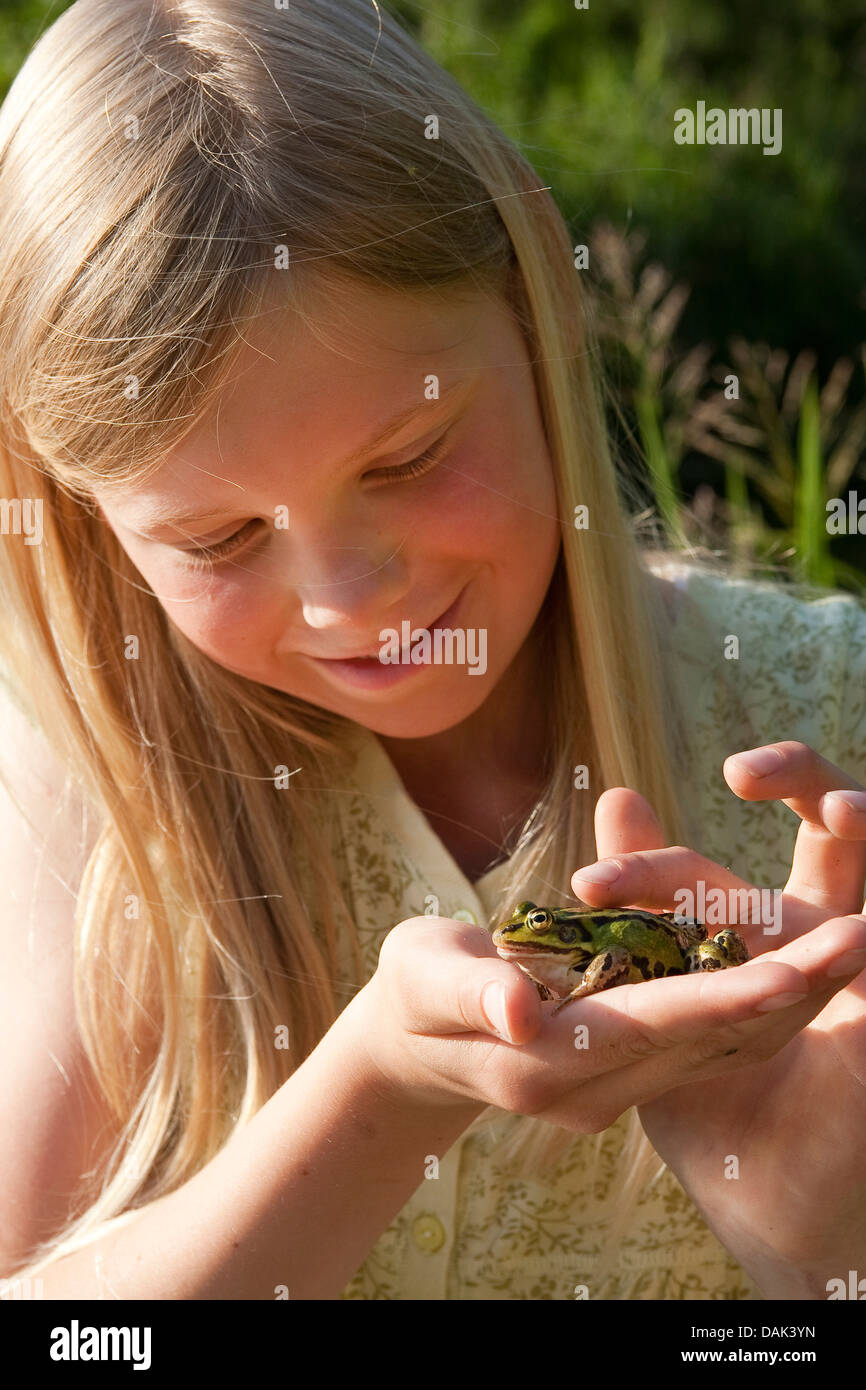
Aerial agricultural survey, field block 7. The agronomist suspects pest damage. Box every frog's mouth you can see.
[495,941,586,996]
[494,941,572,956]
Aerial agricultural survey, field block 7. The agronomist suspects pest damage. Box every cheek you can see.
[424,417,560,580]
[137,554,278,664]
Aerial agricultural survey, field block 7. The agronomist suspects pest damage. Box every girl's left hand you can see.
[570,740,866,1299]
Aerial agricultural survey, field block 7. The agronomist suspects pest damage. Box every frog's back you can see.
[606,910,688,976]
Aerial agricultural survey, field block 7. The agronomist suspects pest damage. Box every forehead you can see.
[95,277,507,519]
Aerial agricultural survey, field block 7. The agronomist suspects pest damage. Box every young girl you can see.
[1,0,865,1301]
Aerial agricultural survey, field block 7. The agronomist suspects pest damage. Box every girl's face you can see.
[93,279,562,738]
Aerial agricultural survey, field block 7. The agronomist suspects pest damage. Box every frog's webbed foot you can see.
[712,929,749,964]
[551,946,632,1012]
[684,929,749,972]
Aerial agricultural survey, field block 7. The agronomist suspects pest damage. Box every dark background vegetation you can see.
[1,0,864,585]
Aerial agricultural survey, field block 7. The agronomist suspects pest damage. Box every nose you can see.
[282,533,410,647]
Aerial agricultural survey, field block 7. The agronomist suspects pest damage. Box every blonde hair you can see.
[0,0,724,1290]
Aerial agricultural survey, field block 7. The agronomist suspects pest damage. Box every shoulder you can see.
[644,554,866,774]
[641,555,866,883]
[645,552,866,665]
[647,549,863,624]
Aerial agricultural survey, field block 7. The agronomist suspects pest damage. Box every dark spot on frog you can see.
[631,954,649,978]
[724,1048,738,1056]
[653,961,666,978]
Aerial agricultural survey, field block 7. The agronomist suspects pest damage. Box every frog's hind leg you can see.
[683,943,725,973]
[684,931,748,973]
[712,929,749,964]
[551,946,632,1012]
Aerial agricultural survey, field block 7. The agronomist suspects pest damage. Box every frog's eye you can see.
[558,925,577,944]
[527,909,553,932]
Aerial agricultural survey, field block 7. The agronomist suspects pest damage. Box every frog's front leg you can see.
[683,929,750,973]
[525,974,555,1002]
[551,946,633,1013]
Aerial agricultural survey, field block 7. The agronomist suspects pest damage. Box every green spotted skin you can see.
[491,900,749,1012]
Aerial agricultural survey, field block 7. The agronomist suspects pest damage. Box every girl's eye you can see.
[182,518,262,570]
[181,431,451,570]
[364,429,452,484]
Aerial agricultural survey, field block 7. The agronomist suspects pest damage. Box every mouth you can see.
[305,583,469,689]
[493,939,571,956]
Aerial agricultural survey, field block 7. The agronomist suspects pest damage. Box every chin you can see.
[348,681,492,739]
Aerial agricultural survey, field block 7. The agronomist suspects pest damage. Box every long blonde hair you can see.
[0,0,711,1286]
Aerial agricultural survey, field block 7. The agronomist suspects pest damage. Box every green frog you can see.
[491,900,749,1013]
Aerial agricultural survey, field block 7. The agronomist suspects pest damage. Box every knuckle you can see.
[787,739,810,756]
[377,919,422,977]
[612,1029,670,1065]
[685,1028,747,1068]
[668,844,694,860]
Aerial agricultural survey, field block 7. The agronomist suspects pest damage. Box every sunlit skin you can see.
[93,278,563,870]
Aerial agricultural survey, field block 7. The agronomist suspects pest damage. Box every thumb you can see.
[475,969,543,1045]
[403,948,543,1045]
[384,917,543,1045]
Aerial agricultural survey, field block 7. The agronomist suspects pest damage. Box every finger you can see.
[594,787,667,858]
[785,817,866,917]
[818,787,866,840]
[569,787,663,904]
[569,788,665,903]
[572,842,780,941]
[724,742,866,914]
[382,917,543,1044]
[535,914,866,1127]
[724,741,866,819]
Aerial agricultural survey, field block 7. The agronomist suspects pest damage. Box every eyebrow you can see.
[131,376,479,534]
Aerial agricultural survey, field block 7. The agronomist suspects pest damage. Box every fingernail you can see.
[481,982,514,1042]
[823,789,866,814]
[731,747,784,777]
[574,859,622,885]
[754,991,808,1011]
[827,948,866,978]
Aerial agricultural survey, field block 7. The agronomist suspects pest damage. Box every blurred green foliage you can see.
[2,0,862,366]
[1,0,863,586]
[388,0,866,373]
[0,0,60,91]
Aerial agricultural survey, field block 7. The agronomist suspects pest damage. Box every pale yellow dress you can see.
[3,560,866,1298]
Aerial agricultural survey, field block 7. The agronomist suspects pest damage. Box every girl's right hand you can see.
[346,908,856,1134]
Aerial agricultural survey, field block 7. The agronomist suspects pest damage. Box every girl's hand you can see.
[352,740,866,1170]
[568,740,866,1297]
